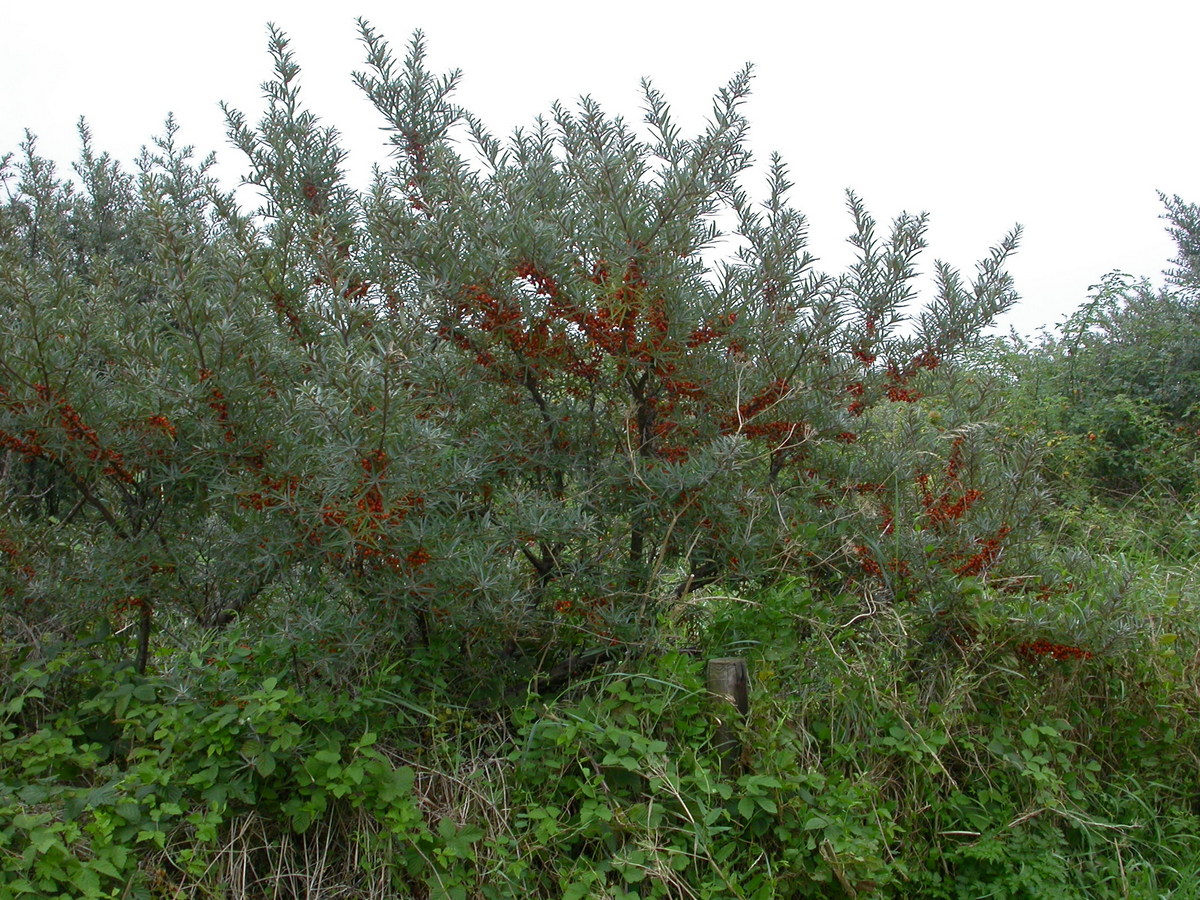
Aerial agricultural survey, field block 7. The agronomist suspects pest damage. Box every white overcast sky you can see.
[4,0,1197,338]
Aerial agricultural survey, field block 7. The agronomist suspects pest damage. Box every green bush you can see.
[1,22,1023,693]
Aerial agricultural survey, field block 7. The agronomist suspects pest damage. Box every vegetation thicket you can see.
[2,22,1199,899]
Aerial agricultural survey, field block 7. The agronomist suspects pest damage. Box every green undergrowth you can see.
[4,559,1200,899]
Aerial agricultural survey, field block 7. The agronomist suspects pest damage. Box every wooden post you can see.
[707,657,748,775]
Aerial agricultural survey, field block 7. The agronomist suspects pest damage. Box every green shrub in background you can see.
[998,206,1200,514]
[980,202,1200,566]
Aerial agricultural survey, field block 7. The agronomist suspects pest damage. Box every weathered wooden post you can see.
[706,657,749,775]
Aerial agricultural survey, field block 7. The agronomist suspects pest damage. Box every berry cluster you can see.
[953,525,1011,577]
[1,384,137,483]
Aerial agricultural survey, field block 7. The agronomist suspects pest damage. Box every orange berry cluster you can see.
[886,384,923,403]
[144,414,177,438]
[207,388,235,443]
[852,544,909,578]
[953,525,1011,577]
[687,313,737,349]
[37,384,134,482]
[916,438,982,529]
[0,427,46,461]
[723,380,806,445]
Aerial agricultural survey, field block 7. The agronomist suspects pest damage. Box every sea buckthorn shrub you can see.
[2,23,1027,683]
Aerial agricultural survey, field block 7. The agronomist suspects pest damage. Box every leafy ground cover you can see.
[5,553,1200,898]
